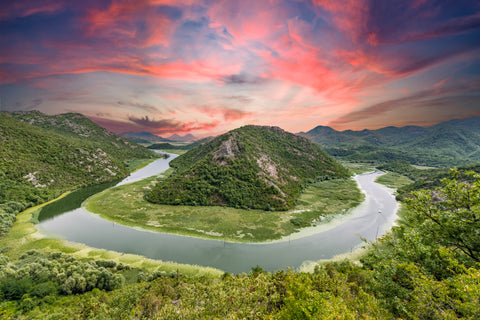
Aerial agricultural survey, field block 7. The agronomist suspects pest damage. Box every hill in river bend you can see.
[0,111,156,206]
[146,125,349,211]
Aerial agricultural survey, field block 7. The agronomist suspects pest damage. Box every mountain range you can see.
[298,117,480,167]
[118,131,172,144]
[119,131,197,144]
[167,133,197,142]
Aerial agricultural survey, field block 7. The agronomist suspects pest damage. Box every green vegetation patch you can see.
[1,265,391,319]
[123,158,159,172]
[86,176,363,242]
[374,172,413,189]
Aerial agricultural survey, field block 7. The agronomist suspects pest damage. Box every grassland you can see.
[341,162,374,174]
[85,176,364,242]
[0,196,222,277]
[123,158,159,172]
[374,172,414,189]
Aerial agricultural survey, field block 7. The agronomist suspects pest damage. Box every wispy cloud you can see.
[329,81,480,128]
[1,0,479,133]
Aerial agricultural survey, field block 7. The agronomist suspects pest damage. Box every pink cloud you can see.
[196,107,254,122]
[0,0,65,21]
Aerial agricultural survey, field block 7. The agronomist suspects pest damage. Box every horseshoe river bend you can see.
[37,152,398,274]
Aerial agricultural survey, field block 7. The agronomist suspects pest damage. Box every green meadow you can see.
[374,172,414,189]
[86,176,364,242]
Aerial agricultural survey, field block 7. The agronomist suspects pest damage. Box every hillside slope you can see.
[0,112,156,206]
[147,125,349,210]
[9,111,155,161]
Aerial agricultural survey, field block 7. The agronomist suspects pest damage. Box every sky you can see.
[1,0,480,137]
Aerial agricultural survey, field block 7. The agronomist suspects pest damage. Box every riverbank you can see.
[0,196,222,277]
[85,176,364,243]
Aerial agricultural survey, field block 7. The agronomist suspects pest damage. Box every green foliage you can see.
[7,111,156,162]
[374,172,413,189]
[0,251,125,301]
[403,170,480,263]
[361,170,480,318]
[147,125,349,211]
[0,202,26,236]
[2,265,390,319]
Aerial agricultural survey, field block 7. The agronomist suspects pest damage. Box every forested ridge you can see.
[147,125,349,210]
[0,112,157,236]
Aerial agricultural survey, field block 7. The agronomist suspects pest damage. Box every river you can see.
[37,153,398,273]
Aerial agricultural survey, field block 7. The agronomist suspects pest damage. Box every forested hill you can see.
[299,116,480,166]
[147,125,349,210]
[8,111,155,160]
[0,111,156,207]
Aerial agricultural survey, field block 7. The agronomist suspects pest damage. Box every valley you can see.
[1,112,479,318]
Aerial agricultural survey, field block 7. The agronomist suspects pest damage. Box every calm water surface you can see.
[38,153,398,273]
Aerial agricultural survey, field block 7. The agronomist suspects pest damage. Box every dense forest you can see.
[147,125,349,210]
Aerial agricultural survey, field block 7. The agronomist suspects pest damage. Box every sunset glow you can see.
[1,0,479,136]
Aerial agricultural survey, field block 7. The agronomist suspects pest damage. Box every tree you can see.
[404,169,480,264]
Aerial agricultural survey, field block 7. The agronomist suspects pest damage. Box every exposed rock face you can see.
[213,134,240,165]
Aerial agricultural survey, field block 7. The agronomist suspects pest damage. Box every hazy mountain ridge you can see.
[167,133,197,142]
[119,131,172,144]
[147,137,214,151]
[119,131,198,143]
[299,117,480,166]
[0,111,156,206]
[146,125,349,210]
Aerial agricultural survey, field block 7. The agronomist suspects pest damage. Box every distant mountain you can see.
[403,122,480,159]
[146,125,349,210]
[298,125,427,147]
[148,137,214,151]
[299,117,480,166]
[167,133,197,142]
[119,131,171,144]
[1,111,156,206]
